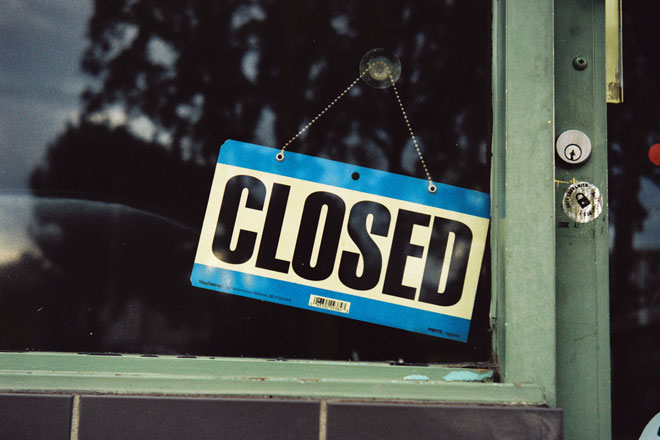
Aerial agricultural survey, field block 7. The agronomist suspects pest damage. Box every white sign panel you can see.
[192,140,490,342]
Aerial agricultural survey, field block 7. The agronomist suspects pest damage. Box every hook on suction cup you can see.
[359,49,401,89]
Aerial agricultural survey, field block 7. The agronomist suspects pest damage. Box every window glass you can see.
[608,1,660,436]
[0,1,491,362]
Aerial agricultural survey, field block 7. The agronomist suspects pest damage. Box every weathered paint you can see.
[605,0,623,103]
[403,375,430,381]
[442,370,494,382]
[0,352,543,405]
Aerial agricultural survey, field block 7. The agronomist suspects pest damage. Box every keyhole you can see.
[564,144,582,161]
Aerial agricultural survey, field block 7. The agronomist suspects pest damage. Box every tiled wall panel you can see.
[78,396,320,440]
[326,402,562,440]
[0,394,72,440]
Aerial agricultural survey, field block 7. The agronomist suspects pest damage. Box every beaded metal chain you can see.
[276,61,437,194]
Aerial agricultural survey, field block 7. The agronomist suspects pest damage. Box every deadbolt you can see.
[556,130,591,165]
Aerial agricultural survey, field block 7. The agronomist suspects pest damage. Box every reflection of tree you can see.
[13,1,493,361]
[25,122,212,353]
[31,121,211,224]
[79,0,490,189]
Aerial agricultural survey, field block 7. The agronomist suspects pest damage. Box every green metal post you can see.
[492,0,557,407]
[555,0,612,438]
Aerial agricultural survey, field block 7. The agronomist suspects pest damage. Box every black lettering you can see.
[382,209,430,299]
[419,217,472,307]
[212,175,265,264]
[256,183,291,273]
[338,201,390,290]
[292,192,346,281]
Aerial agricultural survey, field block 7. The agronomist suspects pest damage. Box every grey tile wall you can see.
[325,402,563,440]
[78,395,320,440]
[0,393,563,440]
[0,393,72,440]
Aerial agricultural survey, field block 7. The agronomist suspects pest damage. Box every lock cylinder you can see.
[556,129,592,165]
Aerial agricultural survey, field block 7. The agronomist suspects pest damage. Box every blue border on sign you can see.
[218,140,490,219]
[192,263,471,342]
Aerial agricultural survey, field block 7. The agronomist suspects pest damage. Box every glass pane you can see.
[0,1,492,362]
[608,1,660,436]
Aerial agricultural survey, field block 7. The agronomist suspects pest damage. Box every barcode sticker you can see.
[308,294,351,314]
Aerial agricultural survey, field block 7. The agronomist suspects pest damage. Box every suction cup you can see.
[359,49,401,89]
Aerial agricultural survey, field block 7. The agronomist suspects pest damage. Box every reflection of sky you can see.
[0,193,40,263]
[0,1,92,265]
[634,177,660,250]
[0,0,92,189]
[0,192,198,265]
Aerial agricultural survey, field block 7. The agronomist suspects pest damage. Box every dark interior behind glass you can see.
[608,1,660,436]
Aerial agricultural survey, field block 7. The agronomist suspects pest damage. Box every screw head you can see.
[573,56,588,71]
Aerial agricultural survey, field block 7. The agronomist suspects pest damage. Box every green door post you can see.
[555,0,612,438]
[492,0,558,408]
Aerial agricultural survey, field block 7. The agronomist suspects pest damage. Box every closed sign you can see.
[191,140,490,341]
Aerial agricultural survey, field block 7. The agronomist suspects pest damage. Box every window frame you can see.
[0,0,563,409]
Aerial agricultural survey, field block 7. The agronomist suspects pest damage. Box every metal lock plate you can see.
[556,129,592,165]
